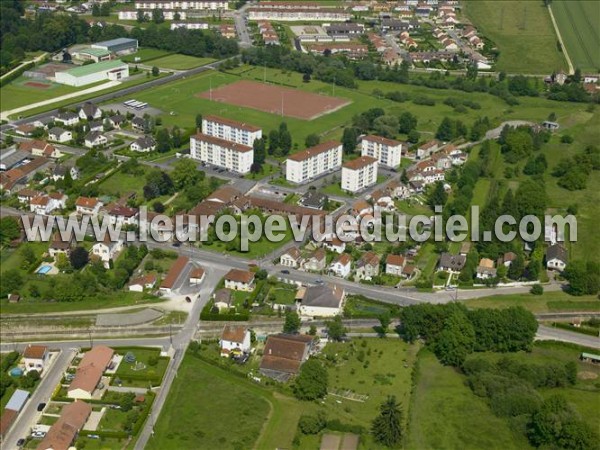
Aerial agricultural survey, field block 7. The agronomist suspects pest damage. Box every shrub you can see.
[530,284,544,295]
[298,412,327,434]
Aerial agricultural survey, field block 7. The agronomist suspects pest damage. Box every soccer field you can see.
[551,0,600,73]
[463,0,567,73]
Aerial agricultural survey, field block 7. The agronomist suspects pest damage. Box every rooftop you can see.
[287,141,341,162]
[343,155,378,170]
[63,59,127,78]
[203,115,261,133]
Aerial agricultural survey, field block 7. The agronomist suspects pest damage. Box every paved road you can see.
[233,3,253,48]
[3,349,75,449]
[537,324,600,349]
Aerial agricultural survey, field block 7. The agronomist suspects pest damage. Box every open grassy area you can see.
[462,290,600,313]
[114,347,168,386]
[121,48,172,63]
[463,0,567,73]
[551,0,600,73]
[146,355,271,450]
[150,54,216,70]
[406,349,532,450]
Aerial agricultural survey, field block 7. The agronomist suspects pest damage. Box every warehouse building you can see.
[73,47,112,63]
[55,60,129,87]
[91,37,138,55]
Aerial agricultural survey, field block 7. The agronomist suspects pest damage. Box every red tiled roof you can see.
[203,115,261,133]
[36,401,92,450]
[386,254,405,267]
[221,325,248,344]
[225,268,254,284]
[362,134,402,147]
[343,155,377,170]
[161,256,189,289]
[76,197,99,208]
[24,345,47,359]
[287,141,341,162]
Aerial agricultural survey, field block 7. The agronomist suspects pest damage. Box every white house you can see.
[341,156,378,193]
[128,273,157,292]
[224,269,255,291]
[546,244,568,272]
[79,102,102,120]
[190,133,254,174]
[23,345,49,374]
[189,267,205,284]
[280,247,302,268]
[298,284,345,317]
[48,127,72,143]
[302,248,327,272]
[84,131,108,148]
[92,236,123,268]
[385,254,405,276]
[75,196,102,216]
[355,251,380,281]
[329,253,352,278]
[54,112,79,126]
[475,258,497,279]
[29,193,67,215]
[322,235,346,254]
[130,136,156,152]
[361,135,403,168]
[106,205,138,226]
[417,140,439,159]
[219,325,252,357]
[285,141,343,184]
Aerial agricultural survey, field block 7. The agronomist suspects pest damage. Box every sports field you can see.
[199,79,350,119]
[551,0,600,73]
[463,0,567,73]
[151,54,216,70]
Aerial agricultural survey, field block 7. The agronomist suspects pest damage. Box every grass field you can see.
[151,55,216,70]
[551,0,600,73]
[463,290,600,313]
[406,349,532,449]
[121,48,172,63]
[463,0,567,73]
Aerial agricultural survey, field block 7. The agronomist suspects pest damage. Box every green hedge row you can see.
[552,322,599,337]
[0,61,35,87]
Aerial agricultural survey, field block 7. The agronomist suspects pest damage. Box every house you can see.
[355,251,380,281]
[106,204,138,226]
[259,334,314,381]
[220,325,251,357]
[23,345,49,374]
[322,236,346,254]
[0,157,50,194]
[402,264,416,279]
[128,273,157,292]
[84,131,108,148]
[280,247,302,268]
[546,244,568,271]
[299,191,328,210]
[385,254,405,276]
[370,188,395,212]
[31,117,53,129]
[75,196,102,216]
[476,258,497,279]
[54,112,79,126]
[213,288,233,311]
[15,124,35,137]
[542,121,560,131]
[130,135,156,152]
[499,251,517,267]
[302,248,326,272]
[224,269,255,291]
[131,116,146,132]
[86,120,104,132]
[30,194,65,215]
[160,255,189,294]
[385,180,410,199]
[91,235,123,269]
[52,165,79,182]
[67,346,114,399]
[298,284,345,317]
[109,114,126,129]
[20,140,62,159]
[189,267,205,284]
[17,188,42,204]
[417,140,439,159]
[48,127,72,143]
[8,293,20,303]
[438,252,466,272]
[36,401,92,450]
[49,232,74,260]
[79,102,102,120]
[329,253,352,278]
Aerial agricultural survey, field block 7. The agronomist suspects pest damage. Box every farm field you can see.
[406,349,532,450]
[150,54,216,70]
[463,0,567,73]
[551,0,600,73]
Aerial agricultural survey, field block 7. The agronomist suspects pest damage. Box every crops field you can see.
[463,0,567,73]
[551,0,600,72]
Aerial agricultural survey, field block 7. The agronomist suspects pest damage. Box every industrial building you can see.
[91,37,138,55]
[54,60,129,87]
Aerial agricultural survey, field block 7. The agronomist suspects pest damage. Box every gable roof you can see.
[547,244,568,263]
[76,196,99,209]
[161,255,189,289]
[359,251,380,267]
[221,325,248,344]
[438,252,466,270]
[80,102,100,117]
[69,346,114,395]
[302,284,344,308]
[333,253,352,266]
[225,269,255,284]
[343,155,378,170]
[260,334,313,374]
[23,344,48,359]
[133,135,155,148]
[287,141,341,162]
[386,254,405,267]
[283,247,301,261]
[37,401,92,450]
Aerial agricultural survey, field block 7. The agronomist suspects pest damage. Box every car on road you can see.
[16,438,25,447]
[315,278,324,284]
[280,269,290,274]
[172,241,181,247]
[37,402,46,411]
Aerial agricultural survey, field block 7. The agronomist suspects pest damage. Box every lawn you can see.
[146,354,271,450]
[121,48,172,63]
[463,0,567,73]
[462,290,600,313]
[266,281,297,305]
[98,166,151,197]
[551,0,600,73]
[150,54,216,70]
[406,349,532,450]
[114,347,168,386]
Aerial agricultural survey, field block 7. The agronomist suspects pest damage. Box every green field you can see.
[463,290,600,313]
[463,0,567,73]
[406,349,532,450]
[552,0,600,73]
[150,54,216,70]
[121,48,172,63]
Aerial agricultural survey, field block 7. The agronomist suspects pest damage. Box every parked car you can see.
[36,402,46,412]
[16,438,25,448]
[280,269,290,274]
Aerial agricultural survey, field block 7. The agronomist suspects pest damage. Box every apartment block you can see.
[341,156,378,193]
[134,0,228,10]
[286,141,342,184]
[190,133,254,174]
[361,135,403,168]
[202,115,262,147]
[247,7,351,21]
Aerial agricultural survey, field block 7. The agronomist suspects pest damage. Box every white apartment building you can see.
[134,1,228,10]
[202,115,262,147]
[341,156,378,193]
[286,141,342,184]
[361,135,403,168]
[247,8,351,21]
[190,133,254,174]
[119,10,188,20]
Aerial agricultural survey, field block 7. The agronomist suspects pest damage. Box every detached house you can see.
[322,236,346,254]
[109,115,126,129]
[23,345,49,374]
[107,204,138,226]
[355,251,380,281]
[130,135,156,152]
[75,196,102,216]
[131,116,146,132]
[302,248,326,272]
[476,258,497,279]
[546,244,568,272]
[20,140,62,159]
[92,235,123,268]
[259,334,314,381]
[55,112,79,126]
[438,252,466,273]
[329,253,352,278]
[79,102,102,120]
[224,269,255,292]
[84,131,108,148]
[298,284,345,317]
[280,247,302,268]
[385,254,405,276]
[128,273,157,292]
[48,127,72,143]
[220,325,251,357]
[49,232,74,260]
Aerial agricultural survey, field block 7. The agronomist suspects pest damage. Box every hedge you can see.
[0,61,35,87]
[552,322,599,337]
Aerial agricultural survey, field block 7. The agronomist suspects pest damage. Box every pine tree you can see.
[371,396,403,447]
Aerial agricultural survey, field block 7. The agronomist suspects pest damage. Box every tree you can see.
[563,260,600,296]
[253,137,266,164]
[398,112,417,134]
[151,66,159,77]
[302,72,311,83]
[195,114,203,129]
[152,201,165,213]
[407,129,420,143]
[341,127,357,154]
[136,9,147,22]
[172,158,201,189]
[508,254,525,280]
[268,129,280,154]
[371,396,403,447]
[283,310,301,334]
[434,310,475,366]
[151,8,164,23]
[308,324,317,336]
[305,133,320,148]
[326,315,346,341]
[378,312,391,334]
[427,181,448,209]
[530,284,544,295]
[0,217,20,245]
[69,247,89,270]
[279,122,292,155]
[55,253,71,272]
[119,392,136,412]
[293,359,328,400]
[466,61,478,80]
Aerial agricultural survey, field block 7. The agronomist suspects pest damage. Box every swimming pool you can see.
[36,265,52,275]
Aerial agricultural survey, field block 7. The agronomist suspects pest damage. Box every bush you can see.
[298,412,326,434]
[530,284,544,295]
